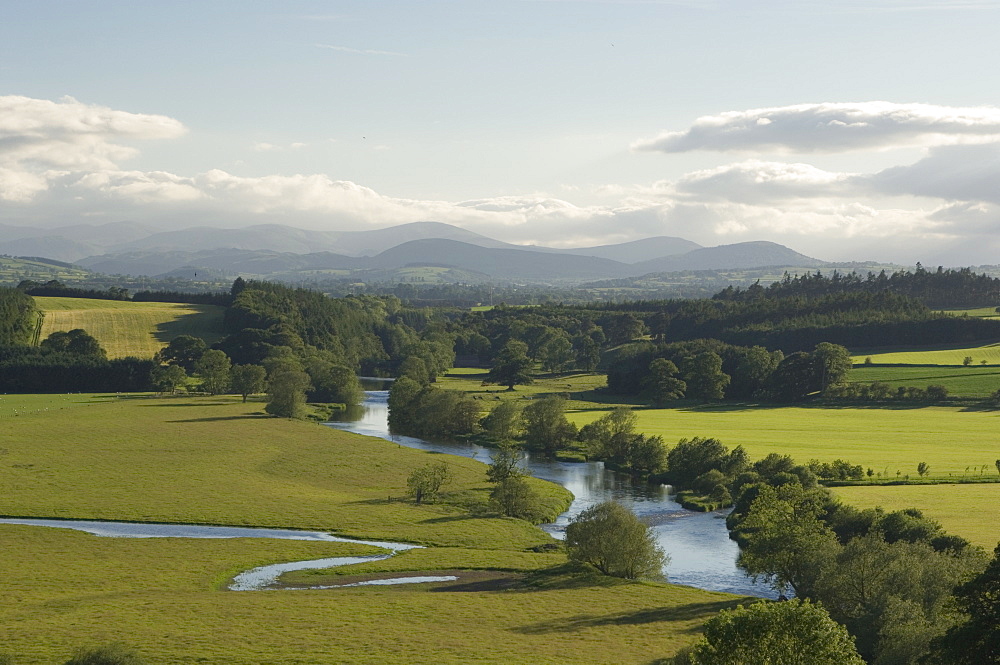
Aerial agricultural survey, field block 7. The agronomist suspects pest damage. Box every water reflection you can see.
[327,386,772,597]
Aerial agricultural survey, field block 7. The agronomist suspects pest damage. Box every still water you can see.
[327,385,772,597]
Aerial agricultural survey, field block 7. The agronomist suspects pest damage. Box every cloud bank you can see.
[633,102,1000,153]
[3,95,1000,264]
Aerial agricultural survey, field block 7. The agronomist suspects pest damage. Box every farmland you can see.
[35,296,226,358]
[0,393,741,664]
[833,483,1000,549]
[851,341,1000,366]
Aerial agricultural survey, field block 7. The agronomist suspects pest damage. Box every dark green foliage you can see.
[63,644,146,665]
[0,288,39,347]
[680,351,730,400]
[645,357,686,403]
[224,281,405,373]
[479,400,523,441]
[193,348,231,395]
[306,361,363,406]
[664,438,747,490]
[809,458,864,481]
[578,407,666,474]
[387,378,479,438]
[40,329,106,358]
[150,363,188,394]
[0,348,153,392]
[522,396,577,457]
[229,364,267,402]
[679,599,865,665]
[565,501,667,580]
[933,543,1000,664]
[486,339,534,390]
[489,475,546,523]
[19,280,130,301]
[156,334,207,371]
[265,369,311,419]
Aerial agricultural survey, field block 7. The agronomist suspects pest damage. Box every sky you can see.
[3,0,1000,264]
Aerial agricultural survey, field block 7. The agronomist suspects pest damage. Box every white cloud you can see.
[633,102,1000,153]
[673,160,857,203]
[0,95,186,200]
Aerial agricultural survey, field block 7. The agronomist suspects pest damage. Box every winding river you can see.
[326,386,772,598]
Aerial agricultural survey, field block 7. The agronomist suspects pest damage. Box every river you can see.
[326,386,772,598]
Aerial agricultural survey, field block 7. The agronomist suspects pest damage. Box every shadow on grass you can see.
[511,599,742,635]
[152,307,225,344]
[168,414,269,423]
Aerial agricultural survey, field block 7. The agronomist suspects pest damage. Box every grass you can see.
[35,296,226,359]
[438,367,608,407]
[832,484,1000,550]
[0,525,741,665]
[847,365,1000,398]
[851,341,1000,366]
[564,403,1000,480]
[0,393,742,664]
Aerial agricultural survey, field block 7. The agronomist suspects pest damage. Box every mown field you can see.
[833,484,1000,550]
[35,296,225,358]
[851,341,1000,366]
[0,393,741,664]
[847,365,1000,397]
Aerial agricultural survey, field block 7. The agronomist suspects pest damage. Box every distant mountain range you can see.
[1,220,827,284]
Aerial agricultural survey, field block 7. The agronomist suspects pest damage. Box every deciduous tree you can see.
[565,501,667,580]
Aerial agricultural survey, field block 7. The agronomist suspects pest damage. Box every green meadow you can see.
[35,296,226,358]
[847,365,1000,397]
[0,393,742,664]
[833,484,1000,550]
[851,341,1000,366]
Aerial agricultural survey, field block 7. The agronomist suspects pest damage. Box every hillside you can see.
[631,241,827,274]
[35,296,226,358]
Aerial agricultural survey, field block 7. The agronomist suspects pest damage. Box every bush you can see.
[489,476,546,523]
[63,644,146,665]
[565,501,667,580]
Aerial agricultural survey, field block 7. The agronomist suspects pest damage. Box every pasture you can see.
[566,404,1000,480]
[35,296,225,358]
[847,365,1000,397]
[833,484,1000,549]
[851,341,1000,366]
[0,393,741,664]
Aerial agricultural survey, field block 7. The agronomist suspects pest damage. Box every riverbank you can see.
[0,393,746,664]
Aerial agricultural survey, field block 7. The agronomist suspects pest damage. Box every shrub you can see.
[565,501,667,580]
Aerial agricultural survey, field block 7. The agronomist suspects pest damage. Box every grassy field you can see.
[0,393,742,664]
[847,365,1000,397]
[833,484,1000,549]
[567,404,1000,480]
[35,296,226,358]
[0,523,740,665]
[851,341,1000,366]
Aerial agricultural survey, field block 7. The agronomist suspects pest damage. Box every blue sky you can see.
[3,0,1000,263]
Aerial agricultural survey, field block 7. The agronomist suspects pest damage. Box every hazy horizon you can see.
[3,1,1000,265]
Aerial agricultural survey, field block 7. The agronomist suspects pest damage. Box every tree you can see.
[522,396,577,457]
[307,361,363,405]
[63,644,146,665]
[917,462,930,477]
[813,342,853,391]
[736,483,840,598]
[193,348,231,395]
[565,501,667,580]
[387,376,423,432]
[407,461,450,504]
[680,351,730,401]
[645,358,686,403]
[539,330,575,372]
[487,340,534,390]
[230,364,266,402]
[480,400,523,441]
[265,369,311,419]
[679,599,865,665]
[149,363,187,394]
[156,335,207,371]
[41,329,106,358]
[486,440,526,484]
[490,475,546,522]
[932,542,1000,664]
